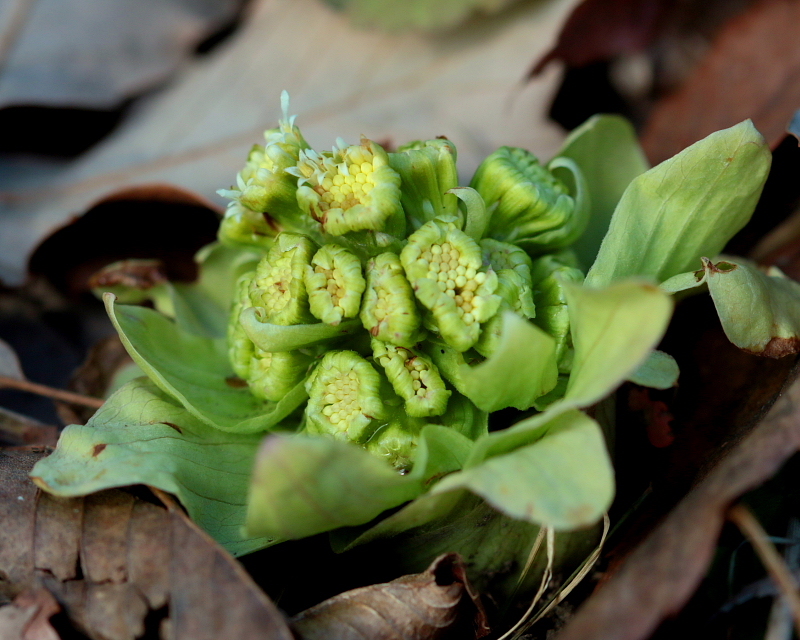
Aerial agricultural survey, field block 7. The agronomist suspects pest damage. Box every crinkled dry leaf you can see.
[290,553,489,640]
[0,0,245,109]
[0,587,61,640]
[641,0,800,163]
[0,0,579,286]
[0,448,294,640]
[555,365,800,640]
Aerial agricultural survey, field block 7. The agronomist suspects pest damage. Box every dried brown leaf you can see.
[0,407,58,447]
[555,366,800,640]
[0,587,61,640]
[291,553,489,640]
[642,0,800,163]
[0,448,294,640]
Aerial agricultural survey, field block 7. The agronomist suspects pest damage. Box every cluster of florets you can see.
[220,93,587,470]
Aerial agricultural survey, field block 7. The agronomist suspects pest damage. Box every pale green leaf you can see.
[555,115,648,270]
[30,378,273,556]
[245,424,470,539]
[106,294,306,433]
[240,307,361,352]
[564,280,673,406]
[627,350,679,389]
[432,409,613,529]
[458,311,558,412]
[586,120,771,287]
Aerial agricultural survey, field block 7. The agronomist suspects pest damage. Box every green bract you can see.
[34,100,786,605]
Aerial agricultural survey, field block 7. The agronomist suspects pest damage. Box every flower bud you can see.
[304,351,386,442]
[480,238,536,318]
[228,272,256,380]
[248,347,312,402]
[401,218,501,352]
[530,253,584,370]
[304,244,366,326]
[360,252,422,348]
[218,201,279,249]
[389,138,459,226]
[365,421,420,472]
[291,137,403,236]
[217,93,309,223]
[249,232,317,326]
[470,146,585,252]
[372,339,450,417]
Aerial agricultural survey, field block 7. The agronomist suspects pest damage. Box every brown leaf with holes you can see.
[642,0,800,163]
[0,448,294,640]
[290,553,489,640]
[555,364,800,640]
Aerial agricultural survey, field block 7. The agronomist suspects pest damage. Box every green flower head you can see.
[291,137,403,236]
[217,93,309,222]
[228,271,256,380]
[372,339,450,417]
[248,348,312,403]
[401,218,501,352]
[471,146,583,252]
[389,138,459,226]
[360,252,422,348]
[304,351,385,442]
[304,244,366,326]
[249,232,317,326]
[480,238,537,319]
[218,201,279,249]
[365,422,420,472]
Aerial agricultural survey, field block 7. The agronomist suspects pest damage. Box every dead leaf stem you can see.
[0,375,104,409]
[729,503,800,638]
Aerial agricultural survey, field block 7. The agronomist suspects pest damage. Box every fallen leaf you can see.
[0,407,58,447]
[0,587,61,640]
[290,553,489,640]
[0,0,579,286]
[554,364,800,640]
[0,448,295,640]
[0,0,245,110]
[641,0,800,163]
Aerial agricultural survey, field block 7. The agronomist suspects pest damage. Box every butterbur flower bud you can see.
[366,422,420,472]
[372,339,450,417]
[248,347,312,402]
[305,244,366,326]
[304,351,385,442]
[401,218,501,352]
[389,138,459,226]
[218,201,278,249]
[530,253,584,370]
[217,93,309,222]
[471,146,582,252]
[250,233,316,326]
[291,137,403,236]
[228,272,256,380]
[480,239,536,318]
[360,252,422,348]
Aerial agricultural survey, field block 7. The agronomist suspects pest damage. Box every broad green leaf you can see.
[555,115,648,270]
[106,295,306,433]
[240,307,361,352]
[458,311,558,412]
[564,280,673,406]
[627,350,679,389]
[586,121,771,287]
[245,425,470,539]
[432,409,612,530]
[30,378,273,556]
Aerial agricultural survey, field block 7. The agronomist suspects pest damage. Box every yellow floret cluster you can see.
[421,242,488,326]
[320,370,362,427]
[378,350,428,396]
[252,254,293,315]
[315,156,377,211]
[313,264,347,309]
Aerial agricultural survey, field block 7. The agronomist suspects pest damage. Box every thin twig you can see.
[730,503,800,639]
[0,375,104,409]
